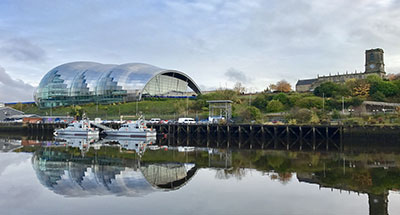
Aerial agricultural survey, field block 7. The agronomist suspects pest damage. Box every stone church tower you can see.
[296,48,387,92]
[365,48,385,78]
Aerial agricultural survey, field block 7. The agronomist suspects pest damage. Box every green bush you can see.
[371,91,385,102]
[331,109,341,120]
[266,100,284,113]
[239,106,262,122]
[314,82,350,97]
[367,74,399,98]
[273,93,290,106]
[286,108,312,124]
[252,93,273,111]
[297,97,323,109]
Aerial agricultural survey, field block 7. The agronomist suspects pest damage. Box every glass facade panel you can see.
[34,62,201,108]
[142,75,188,96]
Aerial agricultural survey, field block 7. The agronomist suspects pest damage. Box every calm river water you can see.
[1,135,400,215]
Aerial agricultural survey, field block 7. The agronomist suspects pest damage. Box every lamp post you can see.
[186,95,189,117]
[342,96,344,114]
[136,99,139,116]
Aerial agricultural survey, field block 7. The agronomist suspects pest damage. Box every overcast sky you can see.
[0,0,400,102]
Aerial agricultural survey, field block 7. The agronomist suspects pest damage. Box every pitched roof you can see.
[296,78,317,86]
[0,107,24,114]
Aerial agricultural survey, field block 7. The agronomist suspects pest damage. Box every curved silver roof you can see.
[34,62,201,107]
[32,154,197,197]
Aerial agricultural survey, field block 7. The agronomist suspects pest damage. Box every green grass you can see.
[11,99,206,120]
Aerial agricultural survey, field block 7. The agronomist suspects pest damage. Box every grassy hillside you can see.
[9,86,400,124]
[12,99,201,120]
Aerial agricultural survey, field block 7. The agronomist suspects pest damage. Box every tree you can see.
[286,108,312,124]
[239,106,262,122]
[269,84,277,91]
[314,82,338,97]
[352,79,370,97]
[233,82,246,94]
[348,97,364,107]
[270,80,292,92]
[273,93,290,106]
[70,105,83,120]
[332,109,341,120]
[387,73,400,81]
[371,91,385,102]
[266,100,284,113]
[252,93,274,111]
[310,112,320,124]
[366,73,399,98]
[314,82,349,97]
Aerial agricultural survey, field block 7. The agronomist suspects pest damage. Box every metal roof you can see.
[206,100,233,103]
[362,101,400,107]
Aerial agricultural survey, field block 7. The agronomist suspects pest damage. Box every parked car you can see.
[209,116,225,124]
[167,120,177,124]
[160,119,169,124]
[178,118,196,124]
[149,118,161,124]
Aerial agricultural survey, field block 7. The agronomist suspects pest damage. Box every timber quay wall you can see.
[149,124,343,150]
[0,122,67,134]
[1,122,400,146]
[149,124,343,141]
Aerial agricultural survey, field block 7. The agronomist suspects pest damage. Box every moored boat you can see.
[104,120,156,138]
[54,120,99,137]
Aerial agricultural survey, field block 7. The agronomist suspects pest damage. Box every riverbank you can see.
[1,122,400,142]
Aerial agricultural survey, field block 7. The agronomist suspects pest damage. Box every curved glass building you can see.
[34,62,201,108]
[32,147,198,197]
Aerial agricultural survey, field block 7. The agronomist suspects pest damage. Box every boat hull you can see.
[54,130,99,137]
[104,130,156,138]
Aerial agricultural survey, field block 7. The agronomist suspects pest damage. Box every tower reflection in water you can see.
[32,136,197,197]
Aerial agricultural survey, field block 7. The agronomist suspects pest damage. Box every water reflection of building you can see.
[0,138,21,152]
[9,133,400,215]
[32,147,197,197]
[297,173,388,215]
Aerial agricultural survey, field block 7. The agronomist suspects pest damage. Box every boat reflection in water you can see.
[53,135,99,155]
[102,136,158,156]
[32,136,197,197]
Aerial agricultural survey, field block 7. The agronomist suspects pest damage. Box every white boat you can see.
[104,120,157,138]
[54,120,99,137]
[178,146,195,152]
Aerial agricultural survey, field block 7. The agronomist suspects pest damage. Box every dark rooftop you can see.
[206,100,233,103]
[296,78,317,86]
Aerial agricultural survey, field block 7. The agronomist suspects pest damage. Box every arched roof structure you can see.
[34,62,201,108]
[32,154,197,197]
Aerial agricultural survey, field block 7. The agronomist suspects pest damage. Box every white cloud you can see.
[224,68,252,84]
[0,66,35,102]
[0,0,400,99]
[0,38,47,62]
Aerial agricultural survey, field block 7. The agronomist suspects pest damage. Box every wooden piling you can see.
[312,127,316,150]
